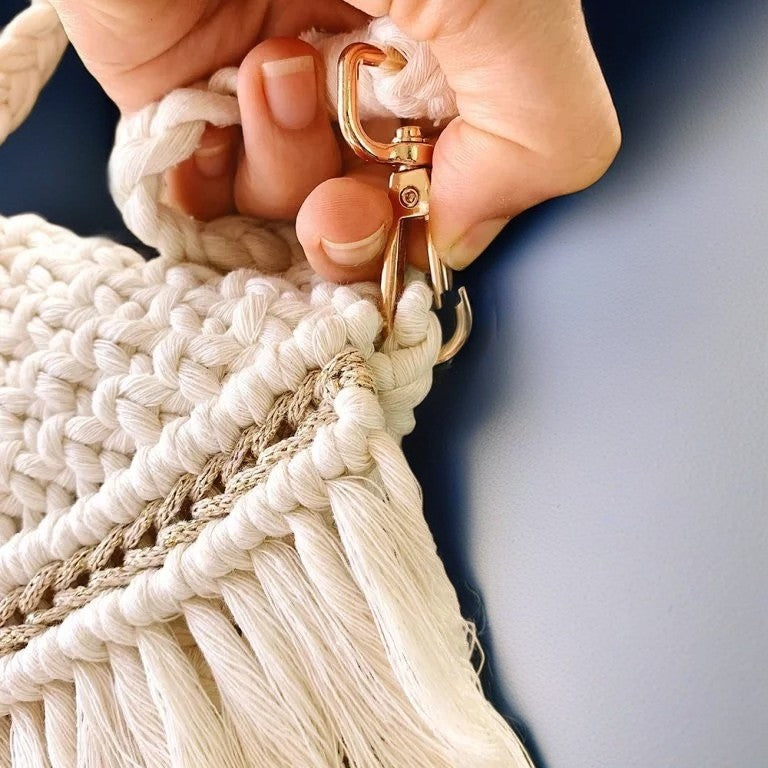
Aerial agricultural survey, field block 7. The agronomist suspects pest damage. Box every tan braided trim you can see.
[0,349,374,655]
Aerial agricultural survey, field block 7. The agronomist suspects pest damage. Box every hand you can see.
[52,0,620,281]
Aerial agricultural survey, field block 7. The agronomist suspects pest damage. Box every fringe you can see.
[72,662,142,767]
[42,683,76,768]
[220,571,344,767]
[108,644,169,768]
[327,432,534,767]
[0,436,533,767]
[9,702,49,768]
[248,540,453,767]
[287,511,456,765]
[134,625,247,768]
[184,598,304,767]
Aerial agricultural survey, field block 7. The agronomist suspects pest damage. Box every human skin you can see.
[51,0,621,281]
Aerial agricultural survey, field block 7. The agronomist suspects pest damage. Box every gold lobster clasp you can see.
[338,43,472,364]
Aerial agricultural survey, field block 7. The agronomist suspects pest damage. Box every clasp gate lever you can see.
[338,43,472,364]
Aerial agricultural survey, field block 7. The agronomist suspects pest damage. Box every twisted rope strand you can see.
[0,1,67,145]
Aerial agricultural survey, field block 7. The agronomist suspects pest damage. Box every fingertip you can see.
[429,119,524,265]
[193,125,239,179]
[235,38,341,220]
[166,124,240,221]
[443,217,510,270]
[237,38,322,131]
[297,176,393,283]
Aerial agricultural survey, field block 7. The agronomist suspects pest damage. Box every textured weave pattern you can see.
[0,349,373,655]
[0,4,535,767]
[0,208,439,603]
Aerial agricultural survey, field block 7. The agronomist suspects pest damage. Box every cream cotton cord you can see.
[0,3,534,767]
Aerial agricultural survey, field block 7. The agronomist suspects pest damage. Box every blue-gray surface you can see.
[406,2,768,766]
[1,2,766,767]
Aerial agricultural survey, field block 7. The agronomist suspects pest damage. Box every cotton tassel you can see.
[328,434,535,768]
[219,571,342,767]
[288,511,387,649]
[225,559,363,765]
[42,683,76,768]
[72,662,143,768]
[184,598,308,767]
[134,624,248,768]
[0,717,11,768]
[249,542,376,765]
[9,702,50,768]
[108,644,171,768]
[247,540,452,768]
[287,510,457,765]
[167,619,224,711]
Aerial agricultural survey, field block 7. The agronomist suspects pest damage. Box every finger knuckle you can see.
[544,105,622,194]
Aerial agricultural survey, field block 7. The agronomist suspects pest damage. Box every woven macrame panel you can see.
[0,215,534,767]
[0,4,534,767]
[0,346,374,654]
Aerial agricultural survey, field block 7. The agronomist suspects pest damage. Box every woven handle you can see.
[0,1,67,146]
[0,4,458,273]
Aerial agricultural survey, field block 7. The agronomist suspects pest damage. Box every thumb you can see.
[346,1,620,267]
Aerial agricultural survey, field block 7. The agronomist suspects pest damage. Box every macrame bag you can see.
[0,3,534,766]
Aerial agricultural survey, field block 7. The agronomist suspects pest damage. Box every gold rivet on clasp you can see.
[399,186,420,208]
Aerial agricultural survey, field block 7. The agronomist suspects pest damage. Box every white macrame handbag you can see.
[0,3,534,766]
